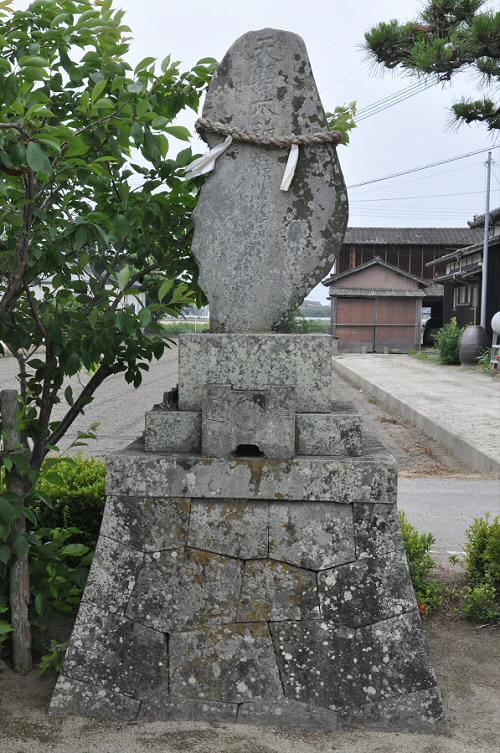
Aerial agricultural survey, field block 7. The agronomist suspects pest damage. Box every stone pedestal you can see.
[50,334,447,733]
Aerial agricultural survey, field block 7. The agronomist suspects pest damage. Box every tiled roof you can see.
[323,256,427,287]
[343,227,483,246]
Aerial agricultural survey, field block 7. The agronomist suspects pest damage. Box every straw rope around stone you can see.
[195,117,342,148]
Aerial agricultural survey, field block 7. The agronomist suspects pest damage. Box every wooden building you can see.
[324,257,428,353]
[426,209,500,336]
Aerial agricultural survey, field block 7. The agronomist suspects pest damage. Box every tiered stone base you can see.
[50,448,447,733]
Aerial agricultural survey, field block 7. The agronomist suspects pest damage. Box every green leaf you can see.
[26,142,51,174]
[64,385,74,406]
[138,307,152,328]
[135,56,156,73]
[161,55,171,73]
[19,55,49,68]
[35,592,47,616]
[117,265,131,291]
[88,309,100,329]
[0,498,16,526]
[15,534,29,559]
[164,126,191,142]
[44,471,64,486]
[0,544,10,565]
[158,278,174,302]
[61,544,90,558]
[90,79,108,104]
[0,621,13,635]
[93,97,115,110]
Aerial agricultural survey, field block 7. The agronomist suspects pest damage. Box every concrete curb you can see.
[332,357,500,474]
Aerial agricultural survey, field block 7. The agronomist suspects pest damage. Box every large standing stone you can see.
[192,28,348,332]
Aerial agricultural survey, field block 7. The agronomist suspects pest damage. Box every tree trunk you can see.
[0,389,32,673]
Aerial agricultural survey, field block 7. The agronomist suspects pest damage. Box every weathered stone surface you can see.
[83,536,143,614]
[270,620,358,709]
[170,623,283,703]
[354,502,404,558]
[178,333,336,413]
[202,385,295,458]
[99,496,190,553]
[237,698,338,729]
[144,410,200,453]
[296,412,362,457]
[50,675,139,720]
[126,548,242,631]
[356,611,438,705]
[138,696,238,722]
[192,29,348,333]
[188,500,268,559]
[107,449,397,504]
[237,559,319,621]
[338,687,448,734]
[269,502,355,569]
[62,600,167,699]
[318,549,416,627]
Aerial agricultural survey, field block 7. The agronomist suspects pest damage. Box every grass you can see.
[409,348,441,364]
[161,320,210,336]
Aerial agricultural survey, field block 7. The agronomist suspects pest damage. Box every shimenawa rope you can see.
[184,117,341,190]
[195,117,342,148]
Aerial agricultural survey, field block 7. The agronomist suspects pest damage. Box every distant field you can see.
[161,320,210,336]
[161,318,331,335]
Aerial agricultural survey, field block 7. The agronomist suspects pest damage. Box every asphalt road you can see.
[1,349,498,557]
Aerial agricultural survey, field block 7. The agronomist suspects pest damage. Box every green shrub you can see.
[461,514,500,622]
[434,318,465,365]
[463,584,499,623]
[35,457,106,549]
[400,512,443,614]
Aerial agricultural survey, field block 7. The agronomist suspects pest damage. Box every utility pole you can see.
[480,151,492,330]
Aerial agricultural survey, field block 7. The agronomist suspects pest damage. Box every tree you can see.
[365,0,499,131]
[0,0,215,670]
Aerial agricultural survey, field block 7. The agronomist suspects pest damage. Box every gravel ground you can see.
[0,615,498,753]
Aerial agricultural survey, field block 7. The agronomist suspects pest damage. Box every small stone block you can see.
[354,502,405,559]
[126,548,242,632]
[188,500,268,559]
[202,385,295,458]
[178,333,336,413]
[170,622,283,703]
[100,496,190,553]
[237,699,338,730]
[144,410,200,452]
[318,549,417,627]
[270,620,357,709]
[83,536,143,614]
[138,696,238,722]
[62,600,167,699]
[356,611,438,704]
[296,412,362,456]
[237,559,319,622]
[338,687,448,734]
[49,675,140,720]
[268,502,355,569]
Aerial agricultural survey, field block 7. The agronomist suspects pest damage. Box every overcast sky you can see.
[12,1,500,302]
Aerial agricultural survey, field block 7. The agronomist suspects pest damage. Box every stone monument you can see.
[50,29,447,733]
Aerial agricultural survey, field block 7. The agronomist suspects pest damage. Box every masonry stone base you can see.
[50,448,447,732]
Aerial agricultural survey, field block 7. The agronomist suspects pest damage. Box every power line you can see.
[321,66,365,93]
[350,161,484,196]
[356,81,437,121]
[348,146,500,189]
[351,188,500,202]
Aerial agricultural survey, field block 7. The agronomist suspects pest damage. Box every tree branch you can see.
[46,364,112,454]
[0,168,36,318]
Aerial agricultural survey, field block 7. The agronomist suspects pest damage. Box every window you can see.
[452,284,479,308]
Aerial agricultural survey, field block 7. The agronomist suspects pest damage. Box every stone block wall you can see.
[50,451,446,732]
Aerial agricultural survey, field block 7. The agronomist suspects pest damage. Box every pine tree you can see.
[365,0,499,131]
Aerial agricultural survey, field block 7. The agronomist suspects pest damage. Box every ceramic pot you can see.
[459,325,490,366]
